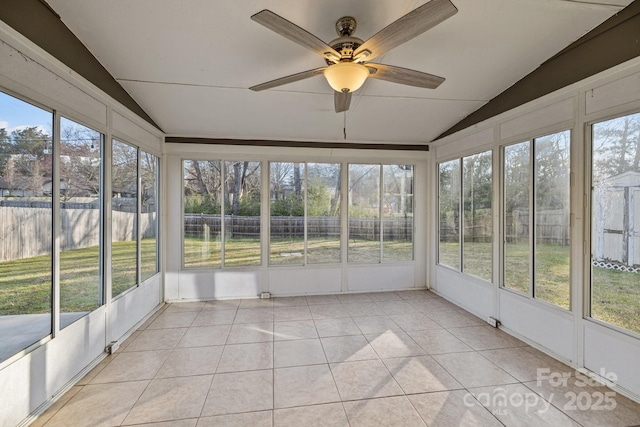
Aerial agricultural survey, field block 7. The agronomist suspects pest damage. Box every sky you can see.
[0,90,52,135]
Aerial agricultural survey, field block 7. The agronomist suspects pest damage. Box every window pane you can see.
[438,160,460,269]
[270,162,305,265]
[0,91,52,362]
[348,164,380,263]
[111,139,138,297]
[504,142,530,293]
[463,151,492,280]
[535,131,570,309]
[383,164,413,262]
[224,161,261,266]
[183,160,222,268]
[60,118,102,327]
[307,163,341,264]
[592,112,640,335]
[140,151,158,280]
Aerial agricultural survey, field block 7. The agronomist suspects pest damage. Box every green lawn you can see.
[184,236,413,266]
[439,241,640,334]
[0,239,157,315]
[3,237,638,336]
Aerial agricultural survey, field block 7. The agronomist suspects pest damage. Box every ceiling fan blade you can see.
[354,0,457,62]
[251,10,341,62]
[249,67,326,91]
[366,64,445,89]
[334,91,352,113]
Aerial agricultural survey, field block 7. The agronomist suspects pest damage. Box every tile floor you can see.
[32,290,640,427]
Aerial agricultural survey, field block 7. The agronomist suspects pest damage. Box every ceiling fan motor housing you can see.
[326,36,364,64]
[323,16,364,64]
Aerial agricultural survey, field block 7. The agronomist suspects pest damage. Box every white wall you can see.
[430,55,640,402]
[0,22,164,427]
[164,143,429,300]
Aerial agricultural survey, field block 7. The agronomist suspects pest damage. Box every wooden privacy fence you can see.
[184,214,413,241]
[0,203,156,262]
[440,209,569,245]
[505,209,570,245]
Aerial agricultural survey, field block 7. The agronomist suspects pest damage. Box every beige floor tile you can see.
[396,290,433,300]
[407,329,474,354]
[178,325,231,347]
[203,300,240,310]
[353,315,402,334]
[164,302,206,313]
[365,331,426,358]
[426,309,485,328]
[118,330,141,352]
[227,322,274,344]
[409,299,455,313]
[273,320,318,341]
[470,383,581,427]
[330,359,403,400]
[274,364,341,408]
[408,390,503,427]
[337,293,373,304]
[314,318,361,337]
[383,356,462,394]
[367,292,402,301]
[480,347,558,382]
[201,369,273,416]
[522,346,575,375]
[76,355,114,385]
[389,312,442,331]
[30,385,83,427]
[234,308,274,324]
[123,328,188,352]
[130,420,197,427]
[274,338,327,368]
[138,307,168,330]
[524,374,640,427]
[272,296,308,307]
[274,402,349,427]
[239,298,273,308]
[321,335,379,363]
[217,342,273,373]
[91,350,172,383]
[343,396,426,427]
[305,294,340,305]
[192,310,236,326]
[343,302,385,317]
[156,346,223,378]
[123,376,212,425]
[309,303,350,319]
[273,306,312,321]
[432,352,518,388]
[375,300,419,315]
[449,326,525,350]
[45,381,148,427]
[147,311,199,329]
[197,411,272,427]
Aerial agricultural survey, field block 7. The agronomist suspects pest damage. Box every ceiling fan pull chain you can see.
[343,111,347,140]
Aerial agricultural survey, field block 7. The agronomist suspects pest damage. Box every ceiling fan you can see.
[249,0,458,113]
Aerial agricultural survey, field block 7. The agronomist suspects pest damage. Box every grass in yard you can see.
[184,237,414,266]
[438,241,460,270]
[593,267,640,335]
[5,236,637,336]
[535,244,570,310]
[463,241,492,281]
[439,241,640,334]
[442,241,570,308]
[0,239,157,315]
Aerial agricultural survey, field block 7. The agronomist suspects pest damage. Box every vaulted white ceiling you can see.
[47,0,632,146]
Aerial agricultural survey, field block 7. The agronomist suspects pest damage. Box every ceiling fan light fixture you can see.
[323,62,369,93]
